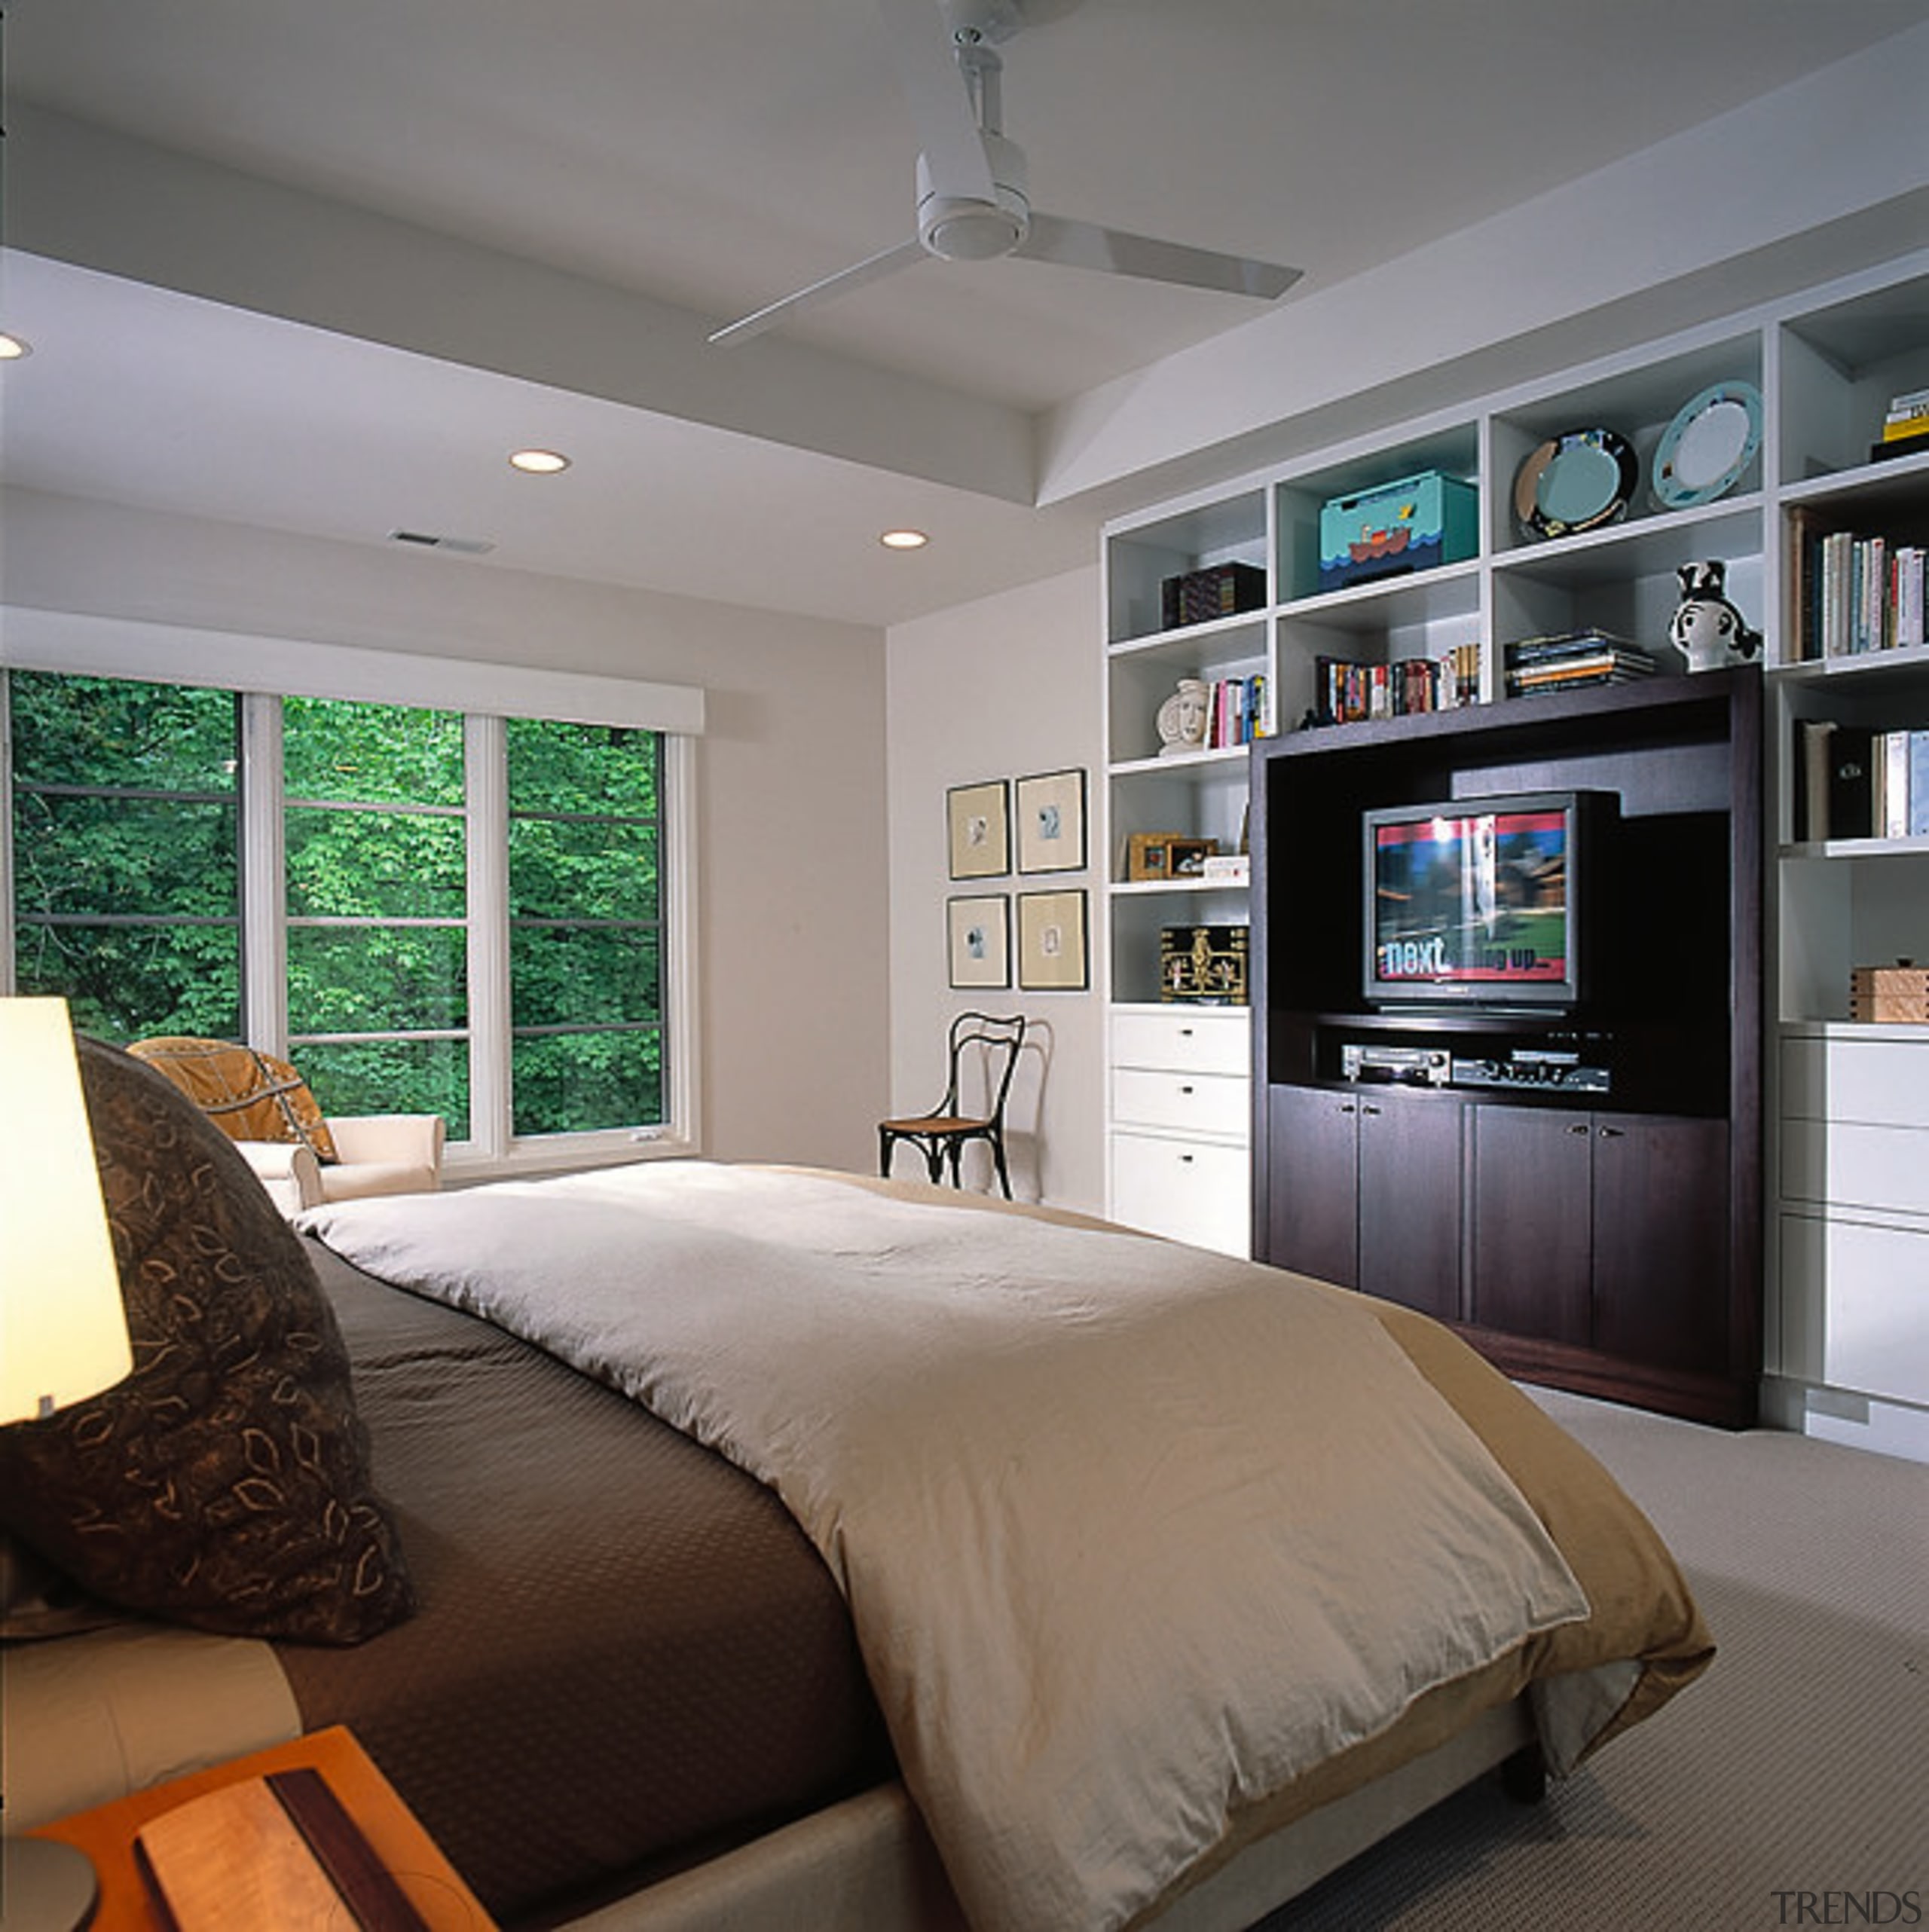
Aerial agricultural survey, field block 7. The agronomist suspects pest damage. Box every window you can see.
[507,719,665,1136]
[7,671,243,1039]
[4,662,693,1165]
[283,696,473,1137]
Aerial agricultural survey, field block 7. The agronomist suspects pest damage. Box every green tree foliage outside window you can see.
[283,696,472,1134]
[7,672,671,1145]
[508,717,665,1136]
[8,672,243,1040]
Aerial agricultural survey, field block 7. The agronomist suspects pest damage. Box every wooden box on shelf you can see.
[1851,962,1929,1023]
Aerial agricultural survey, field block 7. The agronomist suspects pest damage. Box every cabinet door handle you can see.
[1361,1103,1381,1116]
[1338,1101,1357,1114]
[1597,1125,1625,1139]
[1567,1123,1591,1136]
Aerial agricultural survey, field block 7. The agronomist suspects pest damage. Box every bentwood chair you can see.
[879,1012,1028,1199]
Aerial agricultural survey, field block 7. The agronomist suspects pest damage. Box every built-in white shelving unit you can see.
[1099,249,1929,1454]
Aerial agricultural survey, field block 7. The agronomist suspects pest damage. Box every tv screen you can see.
[1363,791,1603,1008]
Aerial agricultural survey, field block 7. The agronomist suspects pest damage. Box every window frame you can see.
[1,613,703,1176]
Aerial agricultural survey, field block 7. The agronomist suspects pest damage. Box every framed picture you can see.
[1015,767,1087,875]
[1125,831,1218,882]
[947,780,1010,880]
[947,894,1010,989]
[1016,889,1089,992]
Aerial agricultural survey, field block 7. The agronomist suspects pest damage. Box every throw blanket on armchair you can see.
[304,1163,1590,1932]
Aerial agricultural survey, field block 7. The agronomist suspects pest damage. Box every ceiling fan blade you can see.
[872,0,998,202]
[708,236,929,347]
[1017,212,1302,299]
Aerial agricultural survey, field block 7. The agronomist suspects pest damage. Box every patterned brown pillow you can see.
[126,1035,341,1164]
[0,1038,414,1644]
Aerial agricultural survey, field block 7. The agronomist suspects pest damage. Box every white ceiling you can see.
[4,0,1927,628]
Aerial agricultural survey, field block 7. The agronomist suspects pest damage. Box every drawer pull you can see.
[1178,1153,1194,1164]
[1179,1084,1195,1095]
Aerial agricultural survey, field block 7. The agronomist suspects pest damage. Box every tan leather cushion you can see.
[127,1035,339,1164]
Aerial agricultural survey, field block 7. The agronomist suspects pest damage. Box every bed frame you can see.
[565,1696,1538,1932]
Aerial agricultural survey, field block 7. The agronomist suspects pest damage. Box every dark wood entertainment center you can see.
[1249,667,1762,1426]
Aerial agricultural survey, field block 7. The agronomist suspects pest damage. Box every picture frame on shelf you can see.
[947,780,1010,880]
[946,894,1010,990]
[1016,889,1089,992]
[1015,768,1087,875]
[1124,833,1218,882]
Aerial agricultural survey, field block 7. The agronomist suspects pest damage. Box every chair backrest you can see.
[944,1013,1027,1123]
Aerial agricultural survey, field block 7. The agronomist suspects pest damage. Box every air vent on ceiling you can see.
[389,529,496,555]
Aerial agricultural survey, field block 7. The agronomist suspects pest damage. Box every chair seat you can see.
[879,1114,989,1136]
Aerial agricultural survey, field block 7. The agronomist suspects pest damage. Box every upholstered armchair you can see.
[126,1037,445,1216]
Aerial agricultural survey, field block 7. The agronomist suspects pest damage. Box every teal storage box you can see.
[1319,471,1477,592]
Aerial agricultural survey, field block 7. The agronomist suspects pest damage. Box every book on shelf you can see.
[1796,720,1929,842]
[1503,631,1657,695]
[1790,518,1927,657]
[1313,648,1477,726]
[1200,672,1273,748]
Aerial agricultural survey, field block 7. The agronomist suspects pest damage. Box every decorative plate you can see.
[1651,381,1762,509]
[1513,428,1639,540]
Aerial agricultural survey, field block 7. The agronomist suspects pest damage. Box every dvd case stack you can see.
[1504,631,1658,696]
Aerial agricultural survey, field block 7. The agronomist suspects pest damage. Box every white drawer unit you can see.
[1781,1035,1929,1132]
[1111,1067,1249,1139]
[1109,1132,1252,1257]
[1107,1006,1252,1256]
[1782,1120,1929,1218]
[1782,1212,1929,1408]
[1111,1007,1251,1078]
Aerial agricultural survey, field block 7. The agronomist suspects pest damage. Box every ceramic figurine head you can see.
[1668,559,1761,673]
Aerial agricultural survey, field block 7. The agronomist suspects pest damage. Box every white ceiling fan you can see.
[710,0,1302,347]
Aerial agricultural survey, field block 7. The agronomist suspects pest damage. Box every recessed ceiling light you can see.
[509,448,570,475]
[879,527,928,550]
[0,333,32,360]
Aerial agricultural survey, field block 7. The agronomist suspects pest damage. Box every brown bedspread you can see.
[280,1238,891,1928]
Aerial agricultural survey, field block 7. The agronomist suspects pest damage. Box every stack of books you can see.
[1793,720,1929,842]
[1313,649,1478,726]
[1504,632,1658,697]
[1202,673,1274,747]
[1873,384,1929,463]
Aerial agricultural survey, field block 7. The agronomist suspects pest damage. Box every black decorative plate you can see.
[1514,428,1639,540]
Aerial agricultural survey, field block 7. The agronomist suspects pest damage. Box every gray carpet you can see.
[1254,1389,1929,1931]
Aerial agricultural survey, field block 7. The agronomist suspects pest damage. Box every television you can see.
[1362,790,1610,1010]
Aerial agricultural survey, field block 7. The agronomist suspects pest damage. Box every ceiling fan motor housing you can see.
[916,133,1029,260]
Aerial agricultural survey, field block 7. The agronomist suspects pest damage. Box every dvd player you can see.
[1340,1044,1452,1087]
[1450,1047,1610,1093]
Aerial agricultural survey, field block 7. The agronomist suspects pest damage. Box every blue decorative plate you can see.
[1652,381,1762,509]
[1513,428,1638,541]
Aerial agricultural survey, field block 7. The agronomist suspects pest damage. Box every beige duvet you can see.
[303,1163,1710,1932]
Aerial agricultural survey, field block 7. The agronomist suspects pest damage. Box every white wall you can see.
[1,486,891,1173]
[885,567,1105,1214]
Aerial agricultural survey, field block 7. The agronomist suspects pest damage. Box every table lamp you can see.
[0,997,133,1931]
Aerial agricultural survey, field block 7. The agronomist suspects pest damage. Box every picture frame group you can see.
[945,769,1089,991]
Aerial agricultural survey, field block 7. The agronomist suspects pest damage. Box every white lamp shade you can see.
[0,998,133,1424]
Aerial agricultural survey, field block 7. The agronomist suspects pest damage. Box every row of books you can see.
[1788,518,1928,658]
[1793,720,1929,842]
[1504,631,1658,697]
[1313,647,1478,726]
[1202,674,1276,747]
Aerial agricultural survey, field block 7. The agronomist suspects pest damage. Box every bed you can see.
[1,1042,1713,1932]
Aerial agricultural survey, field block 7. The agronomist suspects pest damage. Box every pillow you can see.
[125,1035,340,1164]
[0,1038,413,1644]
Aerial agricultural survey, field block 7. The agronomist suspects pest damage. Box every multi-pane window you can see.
[4,669,678,1153]
[8,672,243,1040]
[508,720,664,1135]
[283,697,472,1139]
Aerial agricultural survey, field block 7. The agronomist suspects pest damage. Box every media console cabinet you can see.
[1249,668,1762,1426]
